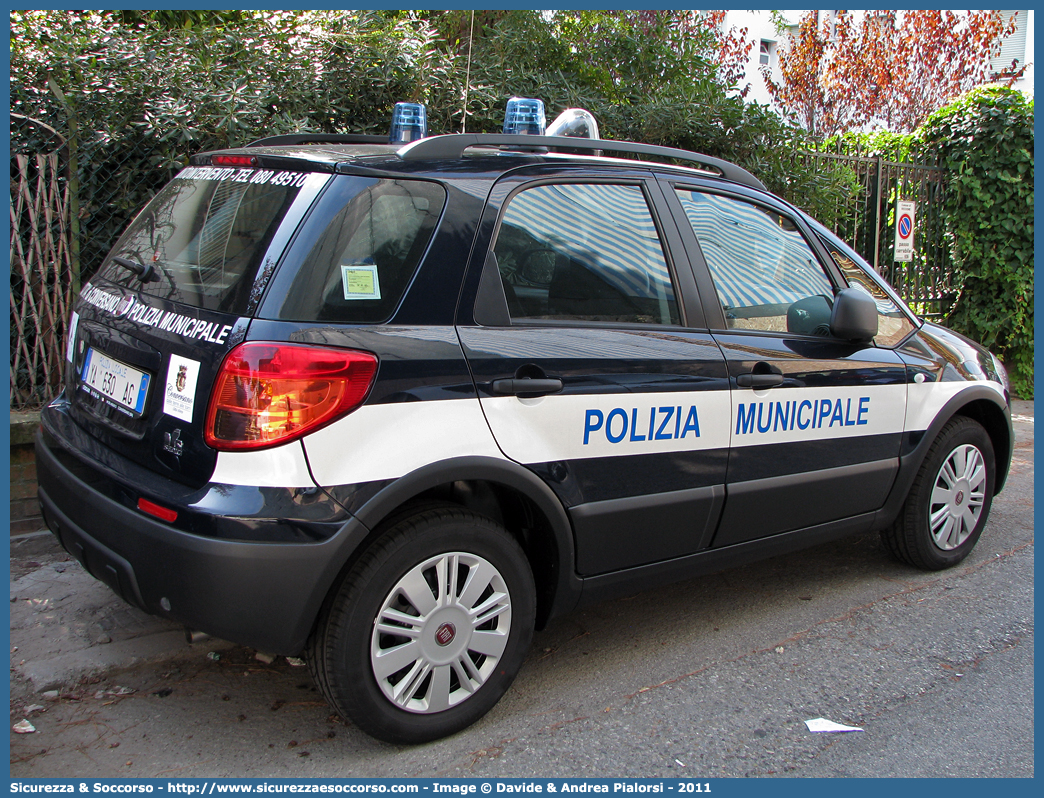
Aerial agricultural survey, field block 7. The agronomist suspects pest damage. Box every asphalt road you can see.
[10,409,1033,779]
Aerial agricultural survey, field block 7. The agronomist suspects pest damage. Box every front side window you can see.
[675,189,835,335]
[493,183,679,325]
[829,249,918,347]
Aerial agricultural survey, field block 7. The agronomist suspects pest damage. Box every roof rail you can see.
[398,133,766,191]
[247,133,390,148]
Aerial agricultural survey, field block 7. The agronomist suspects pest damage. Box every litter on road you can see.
[804,718,864,733]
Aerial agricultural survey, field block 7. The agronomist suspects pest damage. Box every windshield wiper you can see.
[112,256,158,283]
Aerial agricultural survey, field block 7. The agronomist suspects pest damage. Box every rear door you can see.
[458,167,732,576]
[65,165,328,487]
[663,179,909,547]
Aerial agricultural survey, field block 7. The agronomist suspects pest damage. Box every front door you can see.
[458,173,732,576]
[665,182,909,547]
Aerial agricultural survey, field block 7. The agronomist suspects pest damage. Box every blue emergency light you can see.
[389,102,428,144]
[503,97,546,136]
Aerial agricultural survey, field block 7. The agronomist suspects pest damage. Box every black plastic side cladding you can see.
[345,456,583,629]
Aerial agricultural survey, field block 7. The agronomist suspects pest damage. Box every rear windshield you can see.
[96,167,320,314]
[273,177,447,323]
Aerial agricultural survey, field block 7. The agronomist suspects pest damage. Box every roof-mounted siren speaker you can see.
[546,108,600,140]
[389,102,428,144]
[503,97,546,135]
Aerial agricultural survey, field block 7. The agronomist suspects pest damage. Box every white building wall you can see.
[723,10,795,110]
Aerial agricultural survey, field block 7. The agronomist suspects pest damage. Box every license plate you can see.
[80,348,151,416]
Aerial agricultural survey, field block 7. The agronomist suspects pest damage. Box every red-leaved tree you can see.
[765,10,1024,135]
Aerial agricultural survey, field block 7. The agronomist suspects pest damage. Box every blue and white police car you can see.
[37,100,1013,743]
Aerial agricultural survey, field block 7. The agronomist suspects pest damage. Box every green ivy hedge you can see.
[920,86,1034,399]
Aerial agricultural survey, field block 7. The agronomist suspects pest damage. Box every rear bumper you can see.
[36,407,372,655]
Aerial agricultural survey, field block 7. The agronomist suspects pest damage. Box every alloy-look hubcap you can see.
[929,443,986,550]
[370,552,512,713]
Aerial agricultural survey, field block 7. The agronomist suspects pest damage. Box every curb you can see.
[10,533,236,697]
[16,631,236,694]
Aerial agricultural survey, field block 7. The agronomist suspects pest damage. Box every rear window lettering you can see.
[76,283,235,344]
[179,166,311,188]
[97,169,320,314]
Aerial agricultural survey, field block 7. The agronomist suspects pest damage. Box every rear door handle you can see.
[491,378,564,397]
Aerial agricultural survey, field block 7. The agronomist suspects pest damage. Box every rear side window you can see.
[276,178,446,323]
[98,168,316,314]
[675,189,835,335]
[493,183,679,326]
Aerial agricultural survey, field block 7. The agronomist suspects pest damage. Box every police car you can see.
[36,99,1013,744]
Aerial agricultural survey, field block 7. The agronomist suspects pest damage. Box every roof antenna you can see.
[462,10,475,133]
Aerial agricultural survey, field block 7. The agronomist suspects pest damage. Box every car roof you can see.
[194,132,768,193]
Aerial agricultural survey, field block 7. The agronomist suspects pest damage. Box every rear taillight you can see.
[205,343,378,450]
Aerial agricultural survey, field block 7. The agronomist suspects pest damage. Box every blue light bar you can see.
[503,97,546,136]
[389,102,428,144]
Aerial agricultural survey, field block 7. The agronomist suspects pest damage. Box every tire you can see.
[306,506,535,744]
[881,416,995,570]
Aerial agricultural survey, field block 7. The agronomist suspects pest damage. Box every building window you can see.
[991,10,1027,78]
[759,40,773,65]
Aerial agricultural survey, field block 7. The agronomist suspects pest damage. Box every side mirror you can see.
[830,287,878,342]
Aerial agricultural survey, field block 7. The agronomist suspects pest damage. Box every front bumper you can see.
[36,407,372,655]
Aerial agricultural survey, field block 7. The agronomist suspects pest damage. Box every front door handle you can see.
[737,362,784,389]
[737,373,784,389]
[491,378,564,397]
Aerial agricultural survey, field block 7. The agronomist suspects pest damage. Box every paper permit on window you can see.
[341,262,381,300]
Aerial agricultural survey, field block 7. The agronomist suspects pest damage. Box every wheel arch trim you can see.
[877,385,1012,528]
[316,456,581,636]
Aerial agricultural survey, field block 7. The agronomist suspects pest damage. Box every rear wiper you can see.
[112,256,158,283]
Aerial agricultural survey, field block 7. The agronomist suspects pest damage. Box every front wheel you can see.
[307,507,535,744]
[881,416,995,570]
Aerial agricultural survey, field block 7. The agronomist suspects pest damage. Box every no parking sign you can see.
[894,199,915,261]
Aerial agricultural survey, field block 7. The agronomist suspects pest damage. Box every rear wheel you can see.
[881,416,995,570]
[307,507,535,744]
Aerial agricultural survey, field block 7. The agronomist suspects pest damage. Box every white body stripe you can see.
[482,391,732,463]
[211,441,314,488]
[303,398,505,486]
[905,379,1005,432]
[730,384,907,448]
[483,384,912,463]
[207,379,1005,488]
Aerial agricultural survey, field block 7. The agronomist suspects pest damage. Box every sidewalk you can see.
[9,399,1034,702]
[10,532,235,702]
